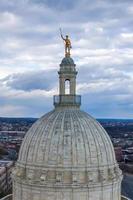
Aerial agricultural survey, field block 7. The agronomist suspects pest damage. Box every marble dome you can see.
[18,109,116,169]
[12,56,122,200]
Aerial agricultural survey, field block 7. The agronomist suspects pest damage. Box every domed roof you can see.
[60,57,75,66]
[12,43,122,200]
[18,108,116,169]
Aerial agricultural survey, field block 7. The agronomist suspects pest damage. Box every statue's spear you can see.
[59,28,65,40]
[59,28,62,36]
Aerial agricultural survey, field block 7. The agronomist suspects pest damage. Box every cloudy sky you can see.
[0,0,133,118]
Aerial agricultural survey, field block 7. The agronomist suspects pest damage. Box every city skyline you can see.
[0,0,133,118]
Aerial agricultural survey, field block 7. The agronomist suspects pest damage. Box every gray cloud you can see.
[1,70,57,91]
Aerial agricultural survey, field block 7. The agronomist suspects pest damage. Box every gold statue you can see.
[60,28,72,57]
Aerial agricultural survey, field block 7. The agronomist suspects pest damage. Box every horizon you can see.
[0,116,133,120]
[0,0,133,118]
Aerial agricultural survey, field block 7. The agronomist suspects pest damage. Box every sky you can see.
[0,0,133,118]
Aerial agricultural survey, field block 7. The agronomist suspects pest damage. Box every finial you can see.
[60,28,72,57]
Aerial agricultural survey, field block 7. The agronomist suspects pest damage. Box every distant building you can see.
[114,147,123,162]
[0,161,14,195]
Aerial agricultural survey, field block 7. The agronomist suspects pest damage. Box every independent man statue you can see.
[60,29,72,57]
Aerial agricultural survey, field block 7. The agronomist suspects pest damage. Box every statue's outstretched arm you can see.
[61,34,65,41]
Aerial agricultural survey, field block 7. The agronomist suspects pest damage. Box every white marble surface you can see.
[13,107,122,200]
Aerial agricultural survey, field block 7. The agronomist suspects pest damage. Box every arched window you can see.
[65,79,70,94]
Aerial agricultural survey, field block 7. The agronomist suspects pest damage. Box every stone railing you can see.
[54,95,81,107]
[0,194,12,200]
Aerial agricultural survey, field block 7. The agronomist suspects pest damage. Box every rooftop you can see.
[0,194,12,200]
[121,196,131,200]
[0,160,13,167]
